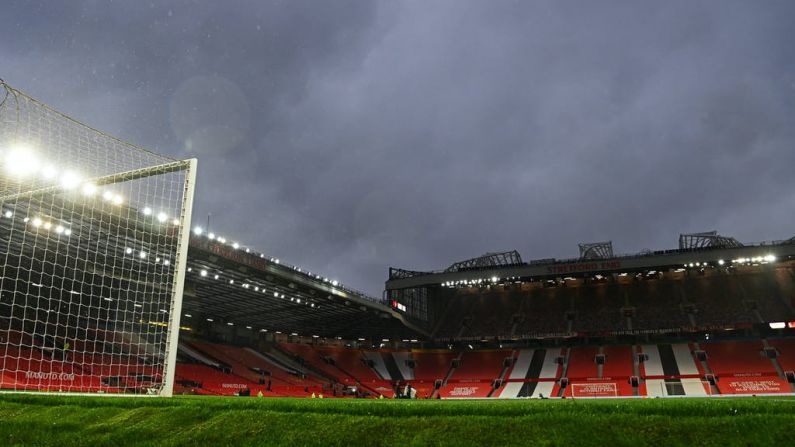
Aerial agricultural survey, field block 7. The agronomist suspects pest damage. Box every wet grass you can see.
[0,394,793,446]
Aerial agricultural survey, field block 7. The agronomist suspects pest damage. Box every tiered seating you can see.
[432,264,795,340]
[601,345,634,379]
[174,363,260,396]
[702,341,776,376]
[572,284,626,333]
[189,341,268,384]
[279,343,377,396]
[313,346,380,382]
[565,347,598,379]
[433,293,480,338]
[411,350,456,381]
[438,349,510,398]
[514,286,570,336]
[312,345,391,395]
[449,350,510,382]
[630,280,690,330]
[239,347,325,387]
[687,274,752,326]
[0,345,105,392]
[769,339,795,372]
[740,270,795,321]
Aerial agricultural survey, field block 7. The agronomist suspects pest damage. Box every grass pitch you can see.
[1,395,793,446]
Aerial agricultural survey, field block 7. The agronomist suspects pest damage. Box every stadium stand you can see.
[565,347,599,380]
[701,340,776,376]
[629,276,691,330]
[601,345,634,379]
[498,348,562,398]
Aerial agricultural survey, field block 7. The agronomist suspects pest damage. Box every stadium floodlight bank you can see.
[0,81,196,396]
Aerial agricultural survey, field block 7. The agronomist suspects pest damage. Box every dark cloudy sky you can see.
[3,1,795,296]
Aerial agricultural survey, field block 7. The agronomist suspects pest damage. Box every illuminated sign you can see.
[547,261,622,274]
[390,300,407,312]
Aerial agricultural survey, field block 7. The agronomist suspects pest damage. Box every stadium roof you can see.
[183,237,427,340]
[386,233,795,290]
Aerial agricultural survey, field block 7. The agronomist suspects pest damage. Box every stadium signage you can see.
[448,386,479,397]
[199,241,273,272]
[723,379,786,394]
[570,382,617,397]
[25,371,75,381]
[547,261,621,274]
[390,300,407,312]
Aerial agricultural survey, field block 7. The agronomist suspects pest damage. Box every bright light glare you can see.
[111,194,123,205]
[60,171,81,189]
[3,211,12,218]
[764,254,776,262]
[102,191,113,201]
[156,212,167,222]
[142,207,152,216]
[31,217,43,227]
[41,165,57,179]
[193,226,203,235]
[4,147,39,177]
[81,183,97,196]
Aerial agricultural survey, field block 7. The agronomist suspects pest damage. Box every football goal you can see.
[0,81,196,396]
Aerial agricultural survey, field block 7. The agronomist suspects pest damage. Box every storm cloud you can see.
[2,0,795,295]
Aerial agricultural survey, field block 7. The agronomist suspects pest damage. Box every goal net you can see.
[0,81,196,396]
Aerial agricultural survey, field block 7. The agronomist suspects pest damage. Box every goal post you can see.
[161,158,196,397]
[0,81,196,396]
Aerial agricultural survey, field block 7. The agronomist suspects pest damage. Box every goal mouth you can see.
[0,82,196,396]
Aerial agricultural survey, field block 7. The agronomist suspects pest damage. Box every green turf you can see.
[1,395,793,446]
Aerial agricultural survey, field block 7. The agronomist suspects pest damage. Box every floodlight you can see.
[4,147,39,177]
[81,183,97,196]
[60,171,81,189]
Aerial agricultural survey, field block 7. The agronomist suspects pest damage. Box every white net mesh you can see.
[0,82,195,395]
